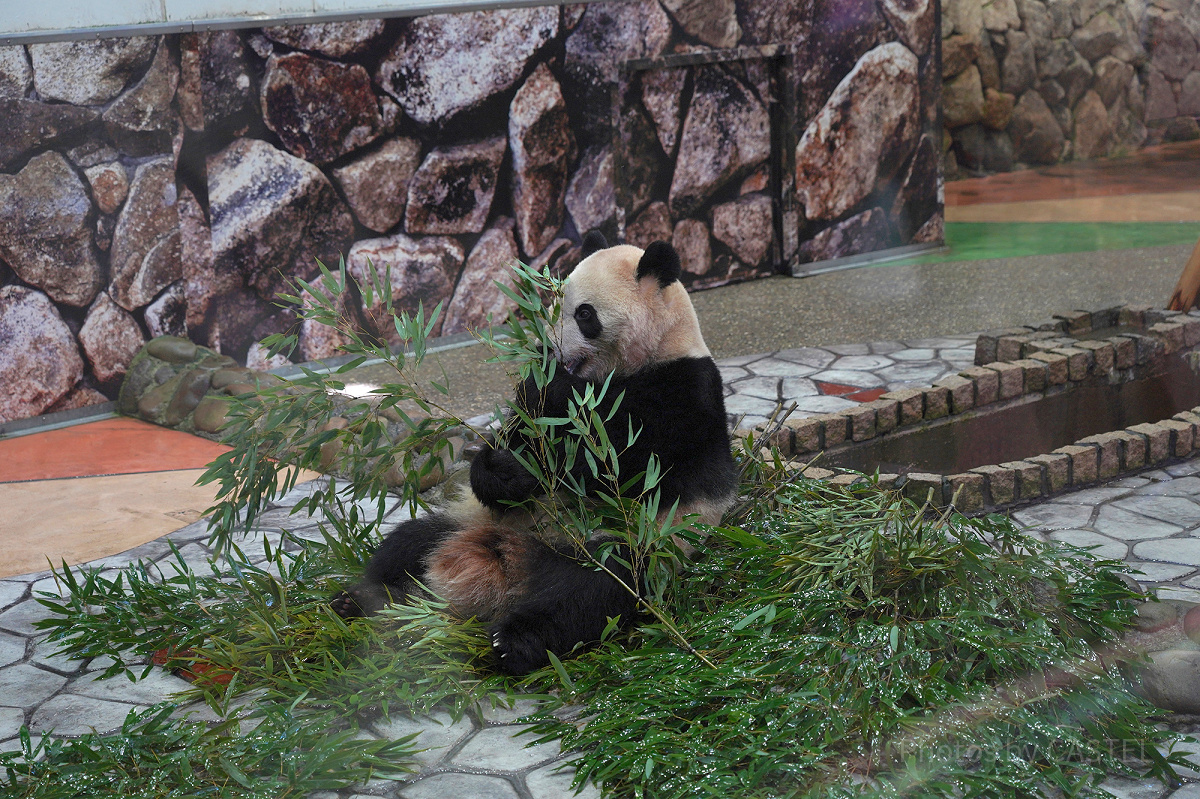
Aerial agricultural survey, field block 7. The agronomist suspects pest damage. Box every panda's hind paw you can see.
[330,582,391,618]
[489,621,549,676]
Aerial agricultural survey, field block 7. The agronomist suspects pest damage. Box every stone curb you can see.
[743,306,1200,514]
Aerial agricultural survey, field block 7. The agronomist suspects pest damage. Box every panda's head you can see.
[554,231,710,380]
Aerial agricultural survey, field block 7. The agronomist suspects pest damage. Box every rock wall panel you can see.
[0,0,944,424]
[942,0,1200,178]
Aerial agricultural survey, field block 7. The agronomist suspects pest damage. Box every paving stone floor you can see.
[4,337,1200,797]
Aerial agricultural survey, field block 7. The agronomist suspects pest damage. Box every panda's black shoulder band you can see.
[581,230,608,258]
[636,241,682,288]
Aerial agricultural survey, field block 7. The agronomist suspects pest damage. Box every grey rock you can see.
[406,137,506,236]
[1095,506,1184,541]
[144,281,187,339]
[1137,649,1200,713]
[0,664,67,707]
[736,2,811,45]
[84,163,129,217]
[30,693,139,736]
[261,20,385,58]
[261,52,382,164]
[1058,51,1094,107]
[670,65,770,218]
[891,134,941,239]
[626,202,673,251]
[1146,69,1178,121]
[1047,529,1127,559]
[207,138,353,301]
[0,583,26,613]
[641,66,687,155]
[196,31,256,130]
[660,0,741,48]
[0,152,102,307]
[1071,10,1123,62]
[1046,0,1074,37]
[1001,30,1037,96]
[510,64,576,257]
[618,102,667,220]
[565,145,615,239]
[1037,38,1076,79]
[109,157,180,311]
[977,29,1002,88]
[176,34,204,132]
[69,668,191,705]
[0,633,21,667]
[0,99,99,171]
[563,1,672,133]
[399,774,519,799]
[797,0,889,122]
[78,292,146,387]
[376,7,558,126]
[983,0,1021,31]
[451,725,562,771]
[178,185,221,332]
[346,233,462,342]
[795,43,920,221]
[672,218,713,277]
[946,0,984,41]
[1072,90,1112,160]
[880,0,936,57]
[1010,502,1094,530]
[0,46,31,99]
[332,137,421,234]
[1093,55,1134,107]
[1009,90,1065,164]
[1112,495,1200,527]
[0,287,82,424]
[443,217,520,335]
[526,761,601,799]
[1016,0,1055,58]
[1149,9,1199,82]
[1180,73,1200,117]
[944,64,985,128]
[943,35,981,79]
[371,711,475,770]
[28,36,156,105]
[710,194,772,267]
[102,39,180,156]
[798,208,893,264]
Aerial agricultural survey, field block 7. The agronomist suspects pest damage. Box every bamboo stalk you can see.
[1167,235,1200,312]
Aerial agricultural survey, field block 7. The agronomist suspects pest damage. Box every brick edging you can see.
[742,306,1200,514]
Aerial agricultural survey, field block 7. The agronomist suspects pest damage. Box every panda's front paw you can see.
[471,448,541,509]
[489,620,550,676]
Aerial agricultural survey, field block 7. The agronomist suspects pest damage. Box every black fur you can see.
[574,303,602,339]
[489,537,639,675]
[636,241,682,288]
[473,357,735,512]
[581,229,608,257]
[332,513,458,617]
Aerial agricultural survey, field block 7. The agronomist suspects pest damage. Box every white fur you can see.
[554,244,709,380]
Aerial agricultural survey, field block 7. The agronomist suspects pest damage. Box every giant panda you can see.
[332,232,737,675]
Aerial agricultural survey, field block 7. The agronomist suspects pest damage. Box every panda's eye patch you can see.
[574,303,602,339]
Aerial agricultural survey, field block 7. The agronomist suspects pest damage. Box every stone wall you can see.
[942,0,1200,175]
[0,0,943,425]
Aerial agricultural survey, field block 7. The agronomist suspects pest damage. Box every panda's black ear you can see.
[636,241,681,288]
[581,230,608,258]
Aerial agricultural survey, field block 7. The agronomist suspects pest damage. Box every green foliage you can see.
[197,258,460,555]
[517,476,1190,798]
[0,702,414,798]
[12,257,1189,797]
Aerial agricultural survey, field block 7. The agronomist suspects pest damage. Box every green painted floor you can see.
[890,222,1200,267]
